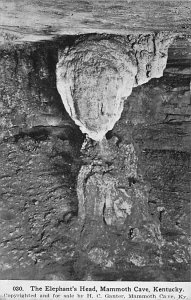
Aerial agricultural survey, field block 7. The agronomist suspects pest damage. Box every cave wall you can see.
[0,35,190,281]
[109,36,191,280]
[0,40,83,280]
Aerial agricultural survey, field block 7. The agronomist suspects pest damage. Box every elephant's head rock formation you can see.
[57,33,173,141]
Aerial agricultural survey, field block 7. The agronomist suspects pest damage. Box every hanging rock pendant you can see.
[56,34,173,141]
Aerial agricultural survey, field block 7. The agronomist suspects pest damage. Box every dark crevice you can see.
[11,125,83,144]
[103,202,107,225]
[128,177,137,187]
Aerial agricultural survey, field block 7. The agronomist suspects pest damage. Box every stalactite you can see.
[56,33,174,141]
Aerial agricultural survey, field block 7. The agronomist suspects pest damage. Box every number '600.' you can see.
[13,286,23,291]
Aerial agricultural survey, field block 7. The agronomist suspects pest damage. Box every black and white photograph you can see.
[0,1,190,299]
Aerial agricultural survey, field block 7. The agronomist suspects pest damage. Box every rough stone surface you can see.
[57,33,173,140]
[0,41,83,279]
[77,139,163,253]
[0,34,190,281]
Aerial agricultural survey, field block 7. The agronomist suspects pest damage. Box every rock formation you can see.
[56,33,174,244]
[0,31,190,281]
[57,33,173,141]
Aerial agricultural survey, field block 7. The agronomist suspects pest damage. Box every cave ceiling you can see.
[0,0,191,43]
